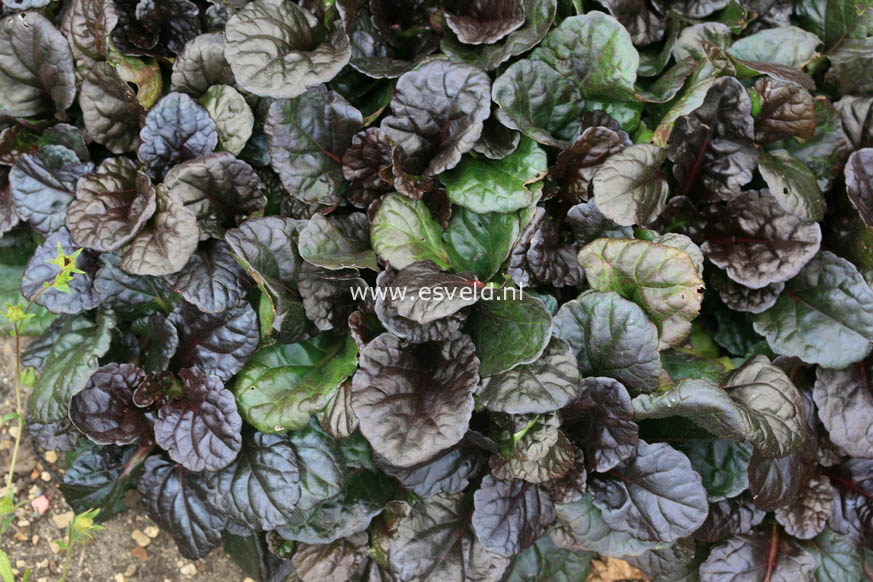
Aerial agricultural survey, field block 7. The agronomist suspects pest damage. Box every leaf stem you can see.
[60,525,73,582]
[4,284,48,499]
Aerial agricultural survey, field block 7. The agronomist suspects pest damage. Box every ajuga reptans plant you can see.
[2,0,873,580]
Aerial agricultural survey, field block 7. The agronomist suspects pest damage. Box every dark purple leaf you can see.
[297,213,377,271]
[112,0,200,56]
[201,431,301,530]
[165,240,251,314]
[747,389,817,511]
[120,185,200,276]
[291,532,368,582]
[598,0,666,45]
[549,126,627,202]
[131,313,179,373]
[508,208,582,288]
[379,446,485,498]
[9,145,93,236]
[699,528,816,582]
[702,189,821,289]
[94,253,173,315]
[754,77,816,144]
[444,0,525,45]
[341,127,395,209]
[562,377,639,473]
[389,492,509,582]
[490,431,577,485]
[264,84,362,206]
[137,92,218,179]
[67,157,156,252]
[826,459,873,547]
[694,493,766,543]
[476,338,580,415]
[373,267,472,344]
[162,152,265,239]
[542,455,587,504]
[553,290,661,394]
[472,117,520,160]
[380,59,491,176]
[845,148,873,228]
[79,62,145,154]
[298,263,366,331]
[836,95,873,150]
[471,475,555,557]
[171,302,259,382]
[752,251,873,368]
[588,440,708,543]
[633,356,807,458]
[550,489,664,556]
[0,12,76,118]
[137,455,227,559]
[59,444,141,521]
[224,0,351,99]
[154,368,242,472]
[666,76,758,202]
[28,419,79,452]
[170,32,236,96]
[590,143,668,227]
[351,333,478,467]
[69,363,149,446]
[624,538,697,578]
[813,362,873,458]
[343,4,424,79]
[775,474,834,540]
[709,268,784,314]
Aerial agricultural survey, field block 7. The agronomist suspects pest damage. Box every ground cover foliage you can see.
[3,0,873,580]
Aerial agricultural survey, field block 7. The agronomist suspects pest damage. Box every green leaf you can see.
[824,0,873,50]
[531,12,639,101]
[504,533,593,582]
[758,149,826,221]
[728,27,822,68]
[199,84,254,156]
[233,332,358,433]
[370,194,451,270]
[441,137,547,213]
[591,144,669,227]
[753,251,873,367]
[801,529,863,582]
[27,311,115,423]
[444,207,520,281]
[677,439,753,502]
[578,238,705,349]
[469,291,552,377]
[298,213,378,272]
[492,59,585,148]
[651,63,715,147]
[0,549,12,582]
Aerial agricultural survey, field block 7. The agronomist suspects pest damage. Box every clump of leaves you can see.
[4,1,873,581]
